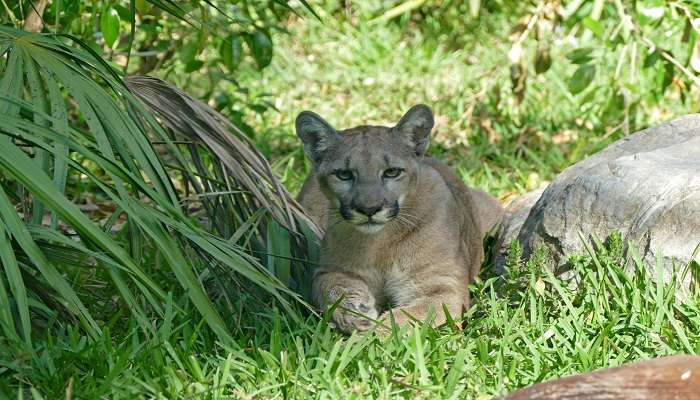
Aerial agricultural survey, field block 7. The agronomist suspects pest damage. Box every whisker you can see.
[398,211,421,225]
[325,209,347,231]
[394,215,417,230]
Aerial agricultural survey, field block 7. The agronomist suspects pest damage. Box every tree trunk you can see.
[24,0,50,33]
[503,355,700,400]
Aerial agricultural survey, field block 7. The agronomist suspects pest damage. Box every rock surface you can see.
[497,115,700,285]
[492,188,544,273]
[501,355,700,400]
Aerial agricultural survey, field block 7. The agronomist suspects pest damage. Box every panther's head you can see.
[296,105,434,234]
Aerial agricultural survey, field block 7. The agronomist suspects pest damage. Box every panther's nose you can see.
[356,205,382,217]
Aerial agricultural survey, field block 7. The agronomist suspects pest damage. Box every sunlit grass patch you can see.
[2,234,697,399]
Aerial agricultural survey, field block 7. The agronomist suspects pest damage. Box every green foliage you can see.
[240,1,700,199]
[1,0,312,118]
[0,11,318,358]
[569,64,597,94]
[247,30,274,69]
[100,6,120,48]
[219,32,244,71]
[1,236,698,398]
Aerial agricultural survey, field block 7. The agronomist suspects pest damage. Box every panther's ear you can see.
[393,104,434,156]
[295,111,340,163]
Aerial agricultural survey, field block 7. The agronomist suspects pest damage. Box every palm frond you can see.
[0,26,314,345]
[123,75,321,240]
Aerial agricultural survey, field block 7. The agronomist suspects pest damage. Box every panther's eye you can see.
[383,168,403,178]
[334,169,354,181]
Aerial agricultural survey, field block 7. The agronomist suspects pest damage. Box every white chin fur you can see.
[355,223,385,234]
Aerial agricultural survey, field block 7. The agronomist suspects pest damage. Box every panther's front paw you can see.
[331,295,378,333]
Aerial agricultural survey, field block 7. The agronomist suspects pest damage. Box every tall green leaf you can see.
[0,25,316,345]
[101,6,120,48]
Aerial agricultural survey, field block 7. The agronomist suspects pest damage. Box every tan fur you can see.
[296,106,504,333]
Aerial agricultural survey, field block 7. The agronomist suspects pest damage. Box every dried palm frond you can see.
[124,75,321,241]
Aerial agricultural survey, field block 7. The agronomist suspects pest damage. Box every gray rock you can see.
[492,188,544,274]
[500,115,700,287]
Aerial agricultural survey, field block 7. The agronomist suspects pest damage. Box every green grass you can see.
[3,2,700,398]
[235,2,699,201]
[2,234,698,399]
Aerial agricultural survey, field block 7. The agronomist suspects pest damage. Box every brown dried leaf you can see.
[124,75,321,240]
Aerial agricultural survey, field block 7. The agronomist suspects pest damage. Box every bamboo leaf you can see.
[0,225,22,342]
[40,68,70,229]
[267,219,291,287]
[101,6,121,48]
[0,42,23,116]
[21,49,51,226]
[0,184,99,338]
[0,130,167,309]
[27,225,154,336]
